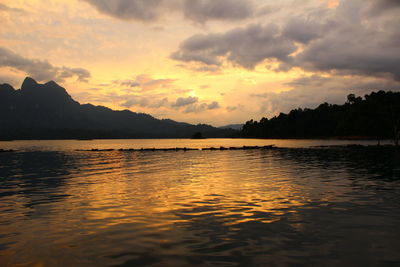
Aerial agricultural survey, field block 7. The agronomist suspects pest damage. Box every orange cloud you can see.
[328,0,339,8]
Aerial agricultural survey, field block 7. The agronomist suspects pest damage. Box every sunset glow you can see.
[1,0,399,125]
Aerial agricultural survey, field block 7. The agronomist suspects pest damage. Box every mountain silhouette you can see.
[219,124,243,130]
[0,77,235,140]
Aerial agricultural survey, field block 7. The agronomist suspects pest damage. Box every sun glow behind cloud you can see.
[327,0,340,8]
[0,0,399,126]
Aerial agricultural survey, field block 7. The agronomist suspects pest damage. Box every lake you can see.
[1,139,399,266]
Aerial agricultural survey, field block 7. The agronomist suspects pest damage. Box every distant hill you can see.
[0,77,235,140]
[241,91,400,145]
[219,124,243,130]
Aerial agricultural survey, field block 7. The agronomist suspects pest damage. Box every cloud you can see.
[57,67,91,83]
[282,17,325,44]
[77,89,172,109]
[78,89,220,115]
[285,75,400,92]
[293,13,400,80]
[172,96,198,107]
[81,0,253,23]
[169,96,220,113]
[81,0,163,21]
[175,63,221,74]
[183,101,220,113]
[122,96,169,108]
[0,3,25,13]
[369,0,400,15]
[226,106,237,112]
[250,74,400,117]
[171,24,297,69]
[207,101,220,109]
[0,47,90,82]
[172,0,400,81]
[120,80,140,88]
[116,74,175,92]
[183,0,253,23]
[226,105,244,112]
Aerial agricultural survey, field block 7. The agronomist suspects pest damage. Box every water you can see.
[0,138,391,151]
[0,139,399,266]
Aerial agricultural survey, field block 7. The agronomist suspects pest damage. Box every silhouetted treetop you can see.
[242,91,400,144]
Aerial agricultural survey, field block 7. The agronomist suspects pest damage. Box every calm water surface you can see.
[0,139,399,266]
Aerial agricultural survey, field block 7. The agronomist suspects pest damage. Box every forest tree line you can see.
[241,91,400,145]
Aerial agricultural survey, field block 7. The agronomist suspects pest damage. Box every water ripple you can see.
[0,147,400,266]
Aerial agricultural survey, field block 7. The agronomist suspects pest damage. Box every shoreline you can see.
[0,137,394,142]
[1,144,398,154]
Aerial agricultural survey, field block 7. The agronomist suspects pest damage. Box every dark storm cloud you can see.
[81,0,253,23]
[0,47,91,82]
[171,24,297,69]
[295,28,400,80]
[172,0,400,81]
[295,0,400,80]
[282,17,325,44]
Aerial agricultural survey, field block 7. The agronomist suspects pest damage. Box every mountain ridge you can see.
[0,77,235,140]
[219,124,243,130]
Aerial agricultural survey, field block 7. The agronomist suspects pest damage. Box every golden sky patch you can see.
[328,0,340,8]
[1,0,398,126]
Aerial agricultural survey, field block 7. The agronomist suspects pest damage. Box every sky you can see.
[0,0,399,126]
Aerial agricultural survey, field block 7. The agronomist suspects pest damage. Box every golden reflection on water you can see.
[65,150,317,231]
[1,147,399,266]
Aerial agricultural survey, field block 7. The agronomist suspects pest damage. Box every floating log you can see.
[202,147,218,151]
[0,149,14,153]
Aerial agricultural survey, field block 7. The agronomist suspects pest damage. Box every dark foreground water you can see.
[0,140,400,266]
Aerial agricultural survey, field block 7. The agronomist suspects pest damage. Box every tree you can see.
[192,132,204,139]
[241,91,400,143]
